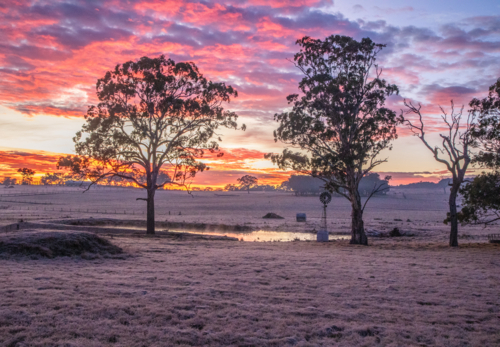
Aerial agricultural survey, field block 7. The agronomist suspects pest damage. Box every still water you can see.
[167,229,350,242]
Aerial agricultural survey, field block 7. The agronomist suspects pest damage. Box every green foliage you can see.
[455,172,500,225]
[449,78,500,226]
[268,35,398,198]
[470,78,500,169]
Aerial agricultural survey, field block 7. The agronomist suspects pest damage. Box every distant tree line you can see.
[282,173,389,196]
[397,179,452,194]
[224,175,287,192]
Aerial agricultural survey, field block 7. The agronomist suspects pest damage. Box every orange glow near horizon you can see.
[0,148,463,188]
[0,1,497,183]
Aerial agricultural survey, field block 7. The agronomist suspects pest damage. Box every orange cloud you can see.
[0,149,64,181]
[0,0,498,181]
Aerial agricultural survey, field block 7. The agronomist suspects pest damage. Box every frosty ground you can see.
[0,186,499,346]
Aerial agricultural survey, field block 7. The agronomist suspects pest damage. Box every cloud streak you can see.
[1,1,498,119]
[0,1,498,184]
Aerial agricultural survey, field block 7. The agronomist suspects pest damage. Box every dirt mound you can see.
[390,227,402,237]
[0,232,123,259]
[262,213,284,219]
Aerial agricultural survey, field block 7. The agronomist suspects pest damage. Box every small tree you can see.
[267,35,399,245]
[401,101,474,247]
[59,55,242,234]
[17,168,35,185]
[224,183,237,191]
[2,177,16,186]
[237,175,258,193]
[41,173,65,185]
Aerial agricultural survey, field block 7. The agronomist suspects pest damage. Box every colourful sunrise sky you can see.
[0,0,499,187]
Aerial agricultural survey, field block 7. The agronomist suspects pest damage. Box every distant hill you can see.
[396,178,451,189]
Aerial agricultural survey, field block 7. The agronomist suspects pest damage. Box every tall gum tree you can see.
[59,56,243,234]
[266,35,399,245]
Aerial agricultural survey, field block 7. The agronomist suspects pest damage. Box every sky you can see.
[0,0,499,187]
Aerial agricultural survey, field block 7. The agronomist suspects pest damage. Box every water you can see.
[62,222,350,242]
[167,229,350,242]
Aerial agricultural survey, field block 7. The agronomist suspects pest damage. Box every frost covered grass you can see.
[0,231,123,259]
[0,234,499,346]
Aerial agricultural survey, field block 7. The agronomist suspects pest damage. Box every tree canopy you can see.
[236,175,258,193]
[267,35,398,245]
[456,172,500,225]
[17,168,35,185]
[470,78,500,169]
[59,55,242,234]
[41,173,65,185]
[457,78,500,226]
[282,173,389,196]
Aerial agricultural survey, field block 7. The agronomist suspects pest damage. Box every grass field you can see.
[0,186,499,346]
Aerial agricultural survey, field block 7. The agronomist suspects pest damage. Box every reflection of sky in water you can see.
[91,225,350,242]
[168,229,350,242]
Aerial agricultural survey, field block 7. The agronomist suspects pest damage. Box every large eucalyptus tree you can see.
[267,35,399,245]
[59,55,242,234]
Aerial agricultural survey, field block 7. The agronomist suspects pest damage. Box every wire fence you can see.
[0,206,147,215]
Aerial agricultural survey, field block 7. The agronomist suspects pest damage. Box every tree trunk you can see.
[350,191,368,245]
[448,184,459,247]
[146,188,155,235]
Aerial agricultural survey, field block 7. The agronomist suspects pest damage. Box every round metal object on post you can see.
[319,191,332,205]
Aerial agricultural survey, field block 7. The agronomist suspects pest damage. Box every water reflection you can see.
[168,229,350,242]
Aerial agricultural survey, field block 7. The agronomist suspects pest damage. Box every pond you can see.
[57,220,351,242]
[167,229,350,242]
